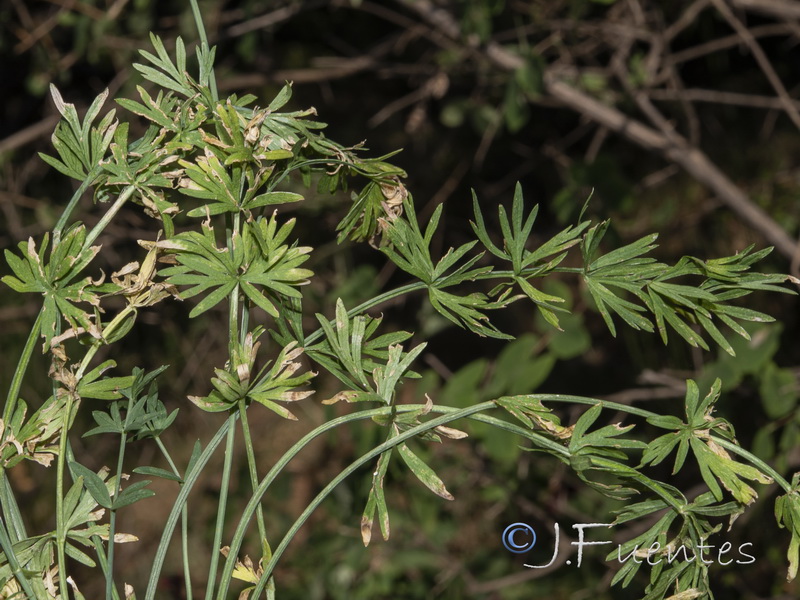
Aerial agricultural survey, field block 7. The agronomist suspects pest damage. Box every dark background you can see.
[1,1,799,598]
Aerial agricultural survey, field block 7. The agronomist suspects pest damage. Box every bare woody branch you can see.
[397,0,799,261]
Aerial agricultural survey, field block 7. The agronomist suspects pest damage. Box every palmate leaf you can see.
[99,123,183,234]
[361,406,467,546]
[642,380,726,474]
[643,380,771,505]
[336,183,387,244]
[84,366,177,440]
[310,298,421,403]
[170,94,314,218]
[564,404,648,499]
[0,466,139,590]
[178,148,243,212]
[380,198,495,286]
[76,360,135,401]
[189,330,314,417]
[39,86,117,181]
[472,183,589,274]
[161,215,312,318]
[0,394,65,469]
[690,438,772,505]
[471,183,590,328]
[582,221,664,336]
[581,221,794,353]
[116,86,182,131]
[379,199,516,338]
[64,465,136,535]
[428,288,515,339]
[134,34,195,98]
[608,510,678,588]
[568,404,647,456]
[242,214,313,315]
[332,150,408,243]
[372,343,427,405]
[2,224,105,348]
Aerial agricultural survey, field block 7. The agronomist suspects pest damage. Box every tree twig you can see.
[710,0,800,131]
[397,0,799,261]
[731,0,800,20]
[647,88,800,110]
[544,77,798,259]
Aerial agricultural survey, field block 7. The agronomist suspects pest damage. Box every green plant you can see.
[1,4,798,599]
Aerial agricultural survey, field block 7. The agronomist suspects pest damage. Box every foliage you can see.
[0,2,798,600]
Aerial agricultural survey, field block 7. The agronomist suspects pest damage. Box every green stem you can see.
[54,304,137,600]
[225,210,241,359]
[237,400,271,559]
[52,166,102,243]
[92,537,121,600]
[144,416,235,600]
[105,394,133,600]
[216,402,540,599]
[0,473,26,542]
[533,393,793,493]
[82,186,136,252]
[154,437,193,600]
[304,282,426,345]
[55,392,76,600]
[203,413,237,600]
[3,309,43,425]
[249,401,495,597]
[1,310,44,546]
[0,507,35,598]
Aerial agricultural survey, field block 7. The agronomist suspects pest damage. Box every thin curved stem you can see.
[144,415,235,600]
[105,391,134,600]
[202,413,237,600]
[154,437,193,600]
[304,282,426,345]
[249,401,495,597]
[2,309,43,425]
[55,392,76,600]
[82,185,136,251]
[0,509,35,598]
[238,400,270,558]
[52,166,102,243]
[529,393,793,493]
[217,401,528,599]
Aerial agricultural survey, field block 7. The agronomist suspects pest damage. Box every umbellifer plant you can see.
[1,3,799,599]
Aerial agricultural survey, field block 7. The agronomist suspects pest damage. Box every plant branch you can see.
[202,413,236,600]
[216,401,567,599]
[154,437,193,600]
[144,415,236,600]
[2,309,43,425]
[710,0,800,131]
[396,0,800,262]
